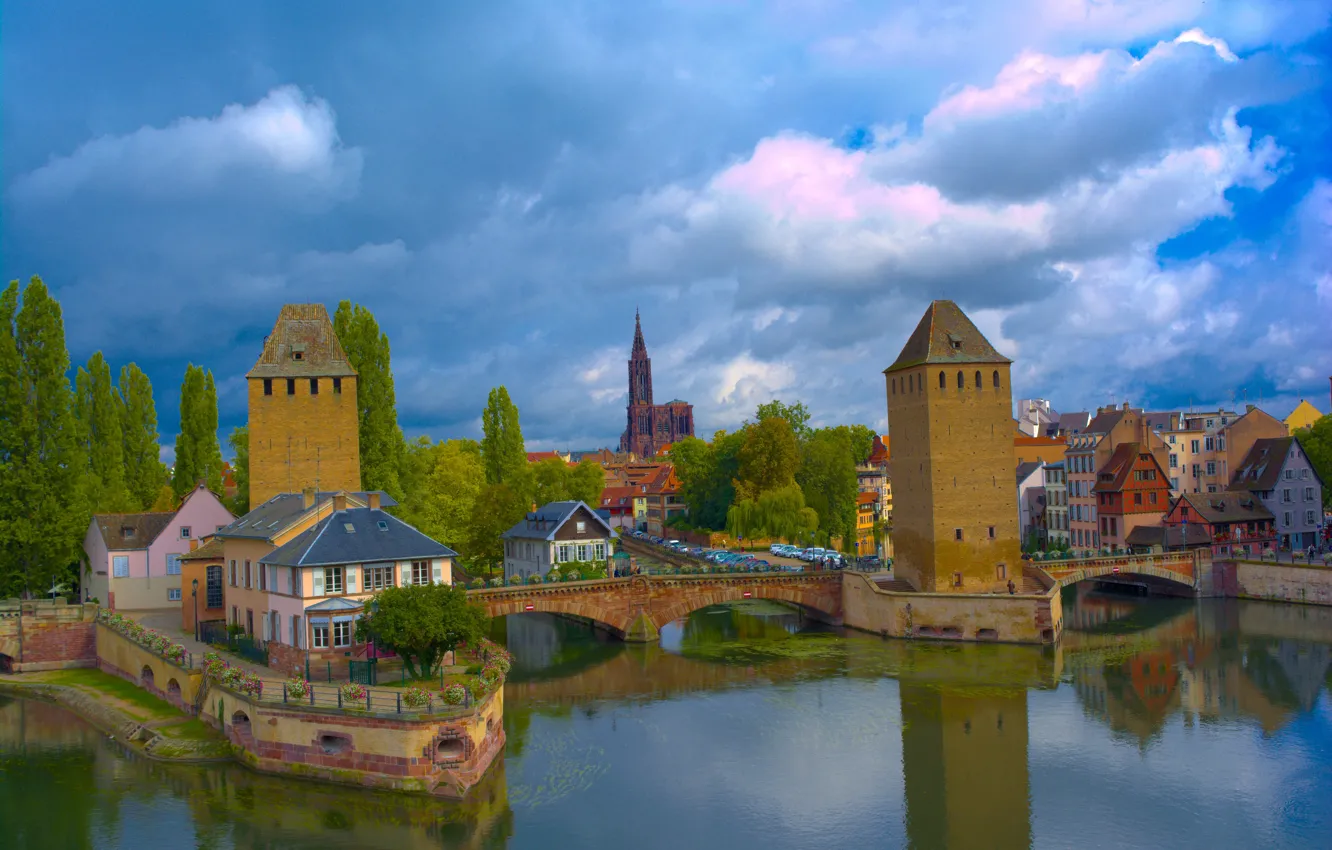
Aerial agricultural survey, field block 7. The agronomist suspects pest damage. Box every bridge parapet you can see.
[1037,551,1199,590]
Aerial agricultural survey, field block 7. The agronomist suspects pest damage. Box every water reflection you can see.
[3,595,1332,849]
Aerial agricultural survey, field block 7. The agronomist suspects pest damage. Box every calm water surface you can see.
[4,592,1332,849]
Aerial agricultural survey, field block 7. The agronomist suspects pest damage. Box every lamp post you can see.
[191,578,199,643]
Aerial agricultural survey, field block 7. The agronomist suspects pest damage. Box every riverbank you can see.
[0,668,231,761]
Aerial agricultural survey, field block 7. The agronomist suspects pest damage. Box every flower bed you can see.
[99,611,190,667]
[201,651,263,697]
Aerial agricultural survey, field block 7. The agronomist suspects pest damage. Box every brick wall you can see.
[248,373,361,505]
[0,600,98,672]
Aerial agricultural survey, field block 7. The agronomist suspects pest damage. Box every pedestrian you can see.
[1007,579,1016,595]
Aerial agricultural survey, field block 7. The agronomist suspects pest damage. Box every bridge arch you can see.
[1043,555,1199,595]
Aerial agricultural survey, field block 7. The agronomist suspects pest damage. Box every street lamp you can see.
[191,578,199,643]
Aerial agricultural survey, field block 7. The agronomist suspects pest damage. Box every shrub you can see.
[285,676,311,700]
[441,683,467,705]
[341,682,368,705]
[402,686,432,709]
[507,575,523,586]
[526,574,543,585]
[489,577,504,588]
[470,578,486,589]
[561,571,577,582]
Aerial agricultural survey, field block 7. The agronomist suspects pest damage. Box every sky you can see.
[3,1,1330,458]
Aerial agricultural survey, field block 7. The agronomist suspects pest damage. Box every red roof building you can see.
[1092,443,1172,553]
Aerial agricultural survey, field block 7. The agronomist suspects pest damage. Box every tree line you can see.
[668,400,878,551]
[0,277,235,597]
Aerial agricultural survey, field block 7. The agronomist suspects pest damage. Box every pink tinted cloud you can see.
[927,50,1111,126]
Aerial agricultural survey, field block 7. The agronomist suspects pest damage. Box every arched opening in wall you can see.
[140,665,155,689]
[167,679,181,702]
[956,371,964,389]
[977,628,999,641]
[319,734,351,755]
[938,371,946,389]
[0,654,14,674]
[486,717,495,736]
[1041,629,1055,643]
[231,710,250,732]
[974,370,982,388]
[940,626,963,638]
[993,370,1001,388]
[436,736,466,762]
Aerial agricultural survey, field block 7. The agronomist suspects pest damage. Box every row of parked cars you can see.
[623,530,799,572]
[768,543,851,569]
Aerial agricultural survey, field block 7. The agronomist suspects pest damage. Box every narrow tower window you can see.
[975,370,982,388]
[286,378,296,395]
[263,379,272,396]
[939,371,946,389]
[956,371,964,389]
[333,377,342,394]
[309,378,319,395]
[992,370,1000,388]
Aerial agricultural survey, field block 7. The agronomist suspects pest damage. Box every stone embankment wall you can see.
[0,599,98,672]
[205,684,505,797]
[841,572,1062,644]
[95,623,205,712]
[1225,560,1332,606]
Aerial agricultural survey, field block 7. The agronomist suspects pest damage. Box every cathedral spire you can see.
[631,308,648,358]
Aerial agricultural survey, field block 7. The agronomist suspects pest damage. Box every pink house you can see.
[83,483,235,611]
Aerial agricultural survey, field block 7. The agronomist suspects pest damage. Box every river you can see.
[4,592,1332,849]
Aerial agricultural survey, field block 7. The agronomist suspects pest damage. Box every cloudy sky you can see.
[3,1,1330,455]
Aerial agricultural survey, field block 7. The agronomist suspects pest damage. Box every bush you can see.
[341,682,368,706]
[526,574,543,585]
[489,577,504,588]
[285,676,311,700]
[470,578,486,589]
[402,686,432,709]
[507,575,523,586]
[441,683,467,705]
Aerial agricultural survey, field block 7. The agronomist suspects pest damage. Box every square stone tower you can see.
[883,301,1020,593]
[247,304,360,505]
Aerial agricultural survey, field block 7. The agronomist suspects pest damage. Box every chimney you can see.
[531,502,538,513]
[368,492,381,510]
[332,492,348,512]
[1121,401,1130,412]
[189,539,199,552]
[1246,403,1256,414]
[302,486,316,509]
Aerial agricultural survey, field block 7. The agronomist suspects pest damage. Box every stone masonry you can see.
[0,599,98,672]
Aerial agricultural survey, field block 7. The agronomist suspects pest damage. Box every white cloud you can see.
[9,86,362,204]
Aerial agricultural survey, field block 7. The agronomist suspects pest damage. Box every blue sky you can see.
[3,1,1330,456]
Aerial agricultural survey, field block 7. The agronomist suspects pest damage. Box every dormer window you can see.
[377,521,389,532]
[121,526,135,538]
[293,351,304,361]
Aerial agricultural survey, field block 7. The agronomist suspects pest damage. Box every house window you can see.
[1282,489,1292,503]
[230,559,237,586]
[594,542,606,560]
[286,378,296,395]
[988,526,995,539]
[166,554,182,575]
[168,588,182,602]
[309,378,319,395]
[1283,512,1291,527]
[412,561,431,585]
[333,621,352,648]
[1206,462,1216,476]
[180,526,192,539]
[312,623,329,649]
[939,372,946,389]
[1190,440,1200,454]
[293,350,304,361]
[244,560,252,588]
[1305,487,1315,501]
[954,528,963,541]
[1300,469,1310,479]
[112,556,129,578]
[1284,469,1294,480]
[1134,492,1143,506]
[231,605,238,625]
[1149,492,1157,505]
[576,521,586,533]
[206,566,223,608]
[259,563,267,591]
[333,377,342,394]
[1307,510,1317,525]
[292,615,302,649]
[1204,437,1215,451]
[956,371,964,389]
[1170,477,1179,491]
[365,565,394,590]
[263,378,273,396]
[324,567,344,594]
[290,567,299,596]
[1169,453,1177,469]
[974,370,982,388]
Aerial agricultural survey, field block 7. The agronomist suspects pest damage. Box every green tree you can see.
[357,583,489,679]
[734,416,799,501]
[669,430,745,531]
[465,482,529,574]
[0,277,88,598]
[755,399,812,441]
[333,301,404,498]
[396,438,487,553]
[530,456,571,506]
[1294,415,1332,510]
[567,459,606,506]
[118,363,165,510]
[847,424,877,465]
[726,484,818,545]
[480,386,527,486]
[228,425,250,515]
[798,426,859,546]
[173,364,223,499]
[75,352,131,512]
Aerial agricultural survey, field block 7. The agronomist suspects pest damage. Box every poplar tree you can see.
[0,277,87,598]
[173,364,223,499]
[75,352,131,512]
[334,301,404,498]
[481,386,526,486]
[118,363,166,510]
[228,425,250,515]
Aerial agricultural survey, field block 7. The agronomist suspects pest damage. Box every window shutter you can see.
[432,561,443,584]
[313,570,324,596]
[262,614,270,641]
[345,565,357,593]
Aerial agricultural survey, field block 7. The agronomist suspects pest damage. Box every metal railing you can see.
[218,677,485,719]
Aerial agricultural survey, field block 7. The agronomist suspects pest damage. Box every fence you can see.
[223,676,484,718]
[199,620,269,666]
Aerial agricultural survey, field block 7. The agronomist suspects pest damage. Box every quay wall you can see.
[841,572,1061,645]
[0,599,98,672]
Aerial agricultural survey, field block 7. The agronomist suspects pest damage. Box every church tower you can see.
[883,300,1020,593]
[628,309,653,407]
[247,304,361,505]
[620,310,694,458]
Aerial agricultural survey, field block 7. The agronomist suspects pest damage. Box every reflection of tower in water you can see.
[900,684,1031,850]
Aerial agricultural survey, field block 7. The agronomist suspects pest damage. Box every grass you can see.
[155,718,223,742]
[35,668,182,722]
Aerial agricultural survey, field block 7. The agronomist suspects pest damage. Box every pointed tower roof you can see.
[884,300,1011,374]
[631,309,648,359]
[248,304,358,378]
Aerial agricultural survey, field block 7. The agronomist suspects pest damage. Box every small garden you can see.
[99,611,189,666]
[201,652,264,697]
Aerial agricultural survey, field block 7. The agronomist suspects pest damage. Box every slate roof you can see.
[501,501,617,541]
[1084,408,1128,436]
[216,491,398,541]
[1175,492,1273,525]
[261,507,457,567]
[1092,443,1141,493]
[247,304,358,379]
[94,512,175,551]
[1125,524,1212,548]
[1048,411,1092,436]
[1228,438,1296,493]
[179,537,226,562]
[1016,460,1044,485]
[884,300,1011,374]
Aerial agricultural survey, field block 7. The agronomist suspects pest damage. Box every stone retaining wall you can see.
[0,600,98,672]
[1229,559,1332,607]
[841,572,1062,644]
[95,623,205,712]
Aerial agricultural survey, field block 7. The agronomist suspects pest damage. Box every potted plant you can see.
[285,676,311,700]
[402,685,432,709]
[441,683,467,705]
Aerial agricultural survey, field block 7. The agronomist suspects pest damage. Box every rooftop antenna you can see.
[315,446,321,494]
[286,436,293,495]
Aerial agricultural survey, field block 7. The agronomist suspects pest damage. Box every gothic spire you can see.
[631,308,648,359]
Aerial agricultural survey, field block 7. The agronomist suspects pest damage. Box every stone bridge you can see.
[1035,550,1206,593]
[468,573,843,642]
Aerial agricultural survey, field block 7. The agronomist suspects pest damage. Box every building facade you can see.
[1164,492,1275,560]
[1228,437,1325,551]
[1066,404,1170,556]
[1092,443,1172,553]
[883,300,1021,594]
[619,311,695,458]
[247,304,361,505]
[83,483,234,611]
[1016,461,1045,544]
[1042,462,1068,548]
[1284,400,1323,433]
[179,537,226,634]
[502,501,617,582]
